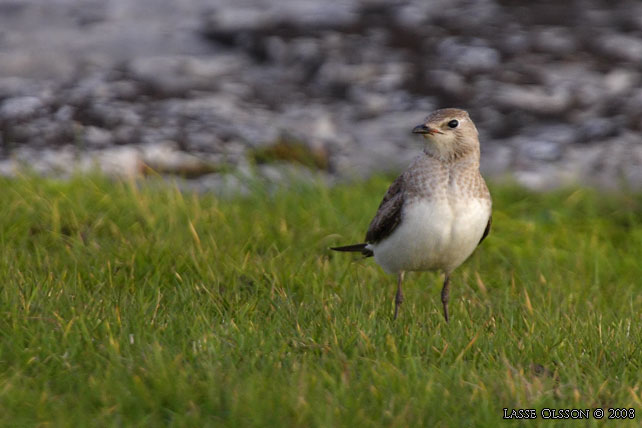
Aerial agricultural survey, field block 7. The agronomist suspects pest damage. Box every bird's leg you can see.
[441,274,450,322]
[394,271,405,320]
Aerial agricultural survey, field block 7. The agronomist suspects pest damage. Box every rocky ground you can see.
[1,0,641,192]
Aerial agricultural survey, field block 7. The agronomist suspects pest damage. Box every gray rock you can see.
[511,124,578,163]
[0,96,44,120]
[109,80,140,100]
[81,147,143,178]
[13,146,76,176]
[83,126,113,148]
[436,38,501,74]
[0,158,14,177]
[1,0,642,190]
[184,131,222,151]
[530,124,577,146]
[425,70,467,98]
[54,105,75,122]
[141,142,216,177]
[597,34,642,63]
[112,126,140,145]
[603,69,640,96]
[623,146,642,186]
[577,118,620,142]
[500,28,531,55]
[513,166,575,191]
[522,139,563,162]
[7,117,73,146]
[480,145,512,177]
[533,27,577,55]
[572,133,642,189]
[0,77,45,99]
[494,84,572,115]
[127,55,247,96]
[203,8,276,33]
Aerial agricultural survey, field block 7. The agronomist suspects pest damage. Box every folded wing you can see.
[365,173,405,244]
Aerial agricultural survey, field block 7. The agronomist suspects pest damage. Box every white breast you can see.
[370,196,490,274]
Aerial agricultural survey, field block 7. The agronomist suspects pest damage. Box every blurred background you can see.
[1,0,641,191]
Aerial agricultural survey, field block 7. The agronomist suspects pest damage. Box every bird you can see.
[331,108,492,322]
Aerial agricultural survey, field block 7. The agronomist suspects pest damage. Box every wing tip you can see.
[330,243,373,258]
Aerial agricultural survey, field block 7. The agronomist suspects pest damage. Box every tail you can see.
[330,243,373,257]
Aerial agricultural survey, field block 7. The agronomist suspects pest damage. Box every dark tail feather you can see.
[331,243,367,252]
[330,243,373,257]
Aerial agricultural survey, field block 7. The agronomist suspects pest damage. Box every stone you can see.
[533,27,577,55]
[480,145,512,177]
[436,38,500,74]
[54,105,75,122]
[515,124,577,162]
[425,70,467,98]
[522,139,563,162]
[597,34,642,63]
[603,69,640,96]
[0,96,44,120]
[0,158,14,177]
[141,142,217,177]
[577,118,620,142]
[83,147,143,178]
[0,0,642,190]
[83,126,113,148]
[494,84,571,115]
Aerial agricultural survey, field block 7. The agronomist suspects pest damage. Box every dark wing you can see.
[478,214,491,246]
[365,173,405,244]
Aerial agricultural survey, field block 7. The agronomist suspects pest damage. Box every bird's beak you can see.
[412,124,442,135]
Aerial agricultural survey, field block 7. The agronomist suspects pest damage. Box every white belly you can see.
[370,197,490,274]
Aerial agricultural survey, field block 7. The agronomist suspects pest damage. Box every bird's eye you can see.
[447,120,459,128]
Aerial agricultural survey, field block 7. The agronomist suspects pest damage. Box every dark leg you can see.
[441,274,450,322]
[394,271,405,320]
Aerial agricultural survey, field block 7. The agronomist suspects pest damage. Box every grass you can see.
[0,174,641,427]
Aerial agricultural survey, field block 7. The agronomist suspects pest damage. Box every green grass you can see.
[1,175,641,427]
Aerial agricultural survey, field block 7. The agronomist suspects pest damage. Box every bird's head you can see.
[412,108,479,160]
